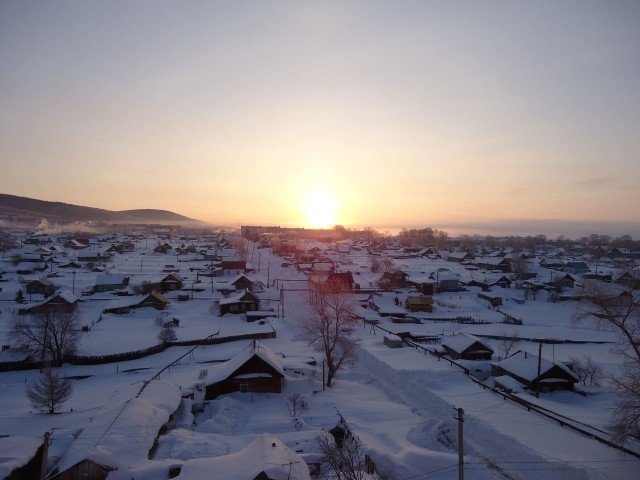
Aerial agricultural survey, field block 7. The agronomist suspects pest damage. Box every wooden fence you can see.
[0,330,277,371]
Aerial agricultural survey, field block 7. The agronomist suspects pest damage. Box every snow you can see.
[0,435,42,478]
[1,235,639,480]
[55,381,181,473]
[175,433,311,480]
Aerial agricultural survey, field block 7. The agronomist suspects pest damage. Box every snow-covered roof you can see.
[175,433,310,480]
[491,351,578,383]
[0,436,42,478]
[219,290,259,306]
[442,333,493,354]
[205,342,284,386]
[95,274,128,285]
[55,381,180,474]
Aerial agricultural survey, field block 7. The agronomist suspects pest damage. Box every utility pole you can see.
[536,342,542,398]
[72,271,76,294]
[322,361,326,391]
[456,408,464,480]
[267,261,271,287]
[40,431,52,480]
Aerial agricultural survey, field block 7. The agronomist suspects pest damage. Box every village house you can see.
[441,333,494,360]
[539,258,564,270]
[448,251,475,262]
[219,258,247,276]
[492,351,578,392]
[326,271,356,290]
[406,276,438,295]
[219,290,260,315]
[102,291,168,314]
[493,275,513,289]
[562,261,590,275]
[405,295,434,312]
[474,257,512,273]
[20,291,79,315]
[204,342,285,399]
[378,270,408,290]
[94,274,129,293]
[437,273,461,292]
[548,272,577,291]
[25,277,56,296]
[51,381,181,480]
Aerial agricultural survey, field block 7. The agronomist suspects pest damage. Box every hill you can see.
[0,193,202,225]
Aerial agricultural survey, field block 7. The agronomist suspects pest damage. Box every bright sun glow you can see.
[302,188,338,228]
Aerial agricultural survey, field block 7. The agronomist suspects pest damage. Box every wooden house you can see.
[405,295,434,312]
[20,291,79,315]
[136,291,168,310]
[491,350,578,392]
[547,273,576,291]
[220,259,247,276]
[448,251,475,262]
[493,276,512,289]
[379,270,408,289]
[25,277,55,296]
[441,333,494,360]
[219,290,260,315]
[0,436,44,480]
[437,273,461,292]
[562,261,589,275]
[326,271,355,291]
[94,274,129,293]
[204,343,284,399]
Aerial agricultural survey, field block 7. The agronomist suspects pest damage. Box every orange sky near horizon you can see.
[1,2,639,233]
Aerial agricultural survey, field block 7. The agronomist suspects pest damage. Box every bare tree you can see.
[26,367,73,414]
[575,280,639,441]
[232,236,249,262]
[158,324,177,343]
[11,312,81,366]
[569,356,602,386]
[370,256,382,273]
[302,280,359,387]
[498,333,517,360]
[286,393,309,417]
[14,289,25,304]
[316,433,368,480]
[609,363,640,443]
[510,254,530,284]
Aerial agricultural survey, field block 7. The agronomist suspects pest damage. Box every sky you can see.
[0,1,639,236]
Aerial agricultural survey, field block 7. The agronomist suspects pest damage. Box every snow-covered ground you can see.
[0,234,638,479]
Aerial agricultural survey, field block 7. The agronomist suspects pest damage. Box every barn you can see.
[204,342,285,400]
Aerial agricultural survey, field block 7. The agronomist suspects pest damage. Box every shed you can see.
[383,334,404,348]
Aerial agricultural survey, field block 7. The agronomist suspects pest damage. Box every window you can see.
[240,384,248,393]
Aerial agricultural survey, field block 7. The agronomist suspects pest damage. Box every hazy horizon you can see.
[1,1,639,231]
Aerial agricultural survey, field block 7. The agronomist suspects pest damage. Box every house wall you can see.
[53,460,112,480]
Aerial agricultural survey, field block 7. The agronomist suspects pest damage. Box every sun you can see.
[302,188,338,228]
